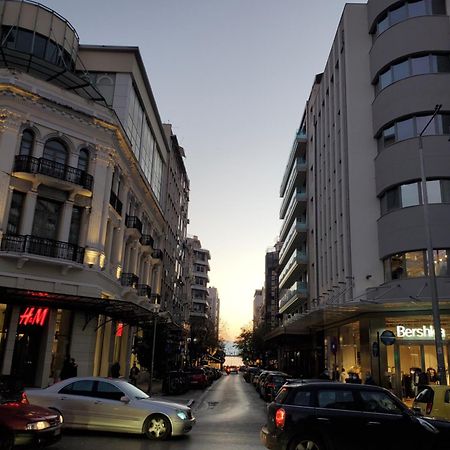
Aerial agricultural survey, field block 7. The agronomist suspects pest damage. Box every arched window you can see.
[19,129,34,156]
[78,149,89,173]
[43,139,67,165]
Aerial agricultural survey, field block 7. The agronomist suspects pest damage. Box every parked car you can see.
[413,385,450,421]
[260,381,450,450]
[260,373,290,402]
[0,375,62,450]
[257,370,276,393]
[26,377,195,441]
[186,368,209,389]
[243,366,260,383]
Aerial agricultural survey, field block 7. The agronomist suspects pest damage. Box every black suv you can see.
[260,381,450,450]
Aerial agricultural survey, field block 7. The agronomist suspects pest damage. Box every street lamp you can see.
[417,103,447,385]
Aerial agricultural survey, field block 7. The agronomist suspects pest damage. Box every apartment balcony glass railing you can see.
[125,215,143,234]
[279,250,308,286]
[279,218,308,263]
[279,281,308,311]
[0,234,85,263]
[280,129,307,196]
[14,155,94,190]
[280,187,307,220]
[120,273,139,288]
[281,158,308,206]
[109,190,122,216]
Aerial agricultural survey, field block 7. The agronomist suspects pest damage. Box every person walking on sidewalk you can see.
[129,362,140,385]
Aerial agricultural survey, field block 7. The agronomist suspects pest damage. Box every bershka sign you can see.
[396,325,446,339]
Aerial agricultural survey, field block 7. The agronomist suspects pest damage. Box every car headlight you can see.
[59,415,64,424]
[176,410,188,420]
[26,421,51,431]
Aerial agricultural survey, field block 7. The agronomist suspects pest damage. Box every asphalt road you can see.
[48,373,268,450]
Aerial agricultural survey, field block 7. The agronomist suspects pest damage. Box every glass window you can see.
[405,251,425,277]
[45,41,58,65]
[16,29,32,53]
[431,0,446,14]
[7,191,25,235]
[293,390,312,406]
[434,250,449,276]
[95,74,115,106]
[416,115,435,136]
[383,125,396,146]
[392,60,410,82]
[440,180,450,202]
[408,0,428,16]
[411,55,430,75]
[396,118,414,141]
[379,70,393,90]
[43,140,67,165]
[427,180,442,203]
[390,4,408,26]
[33,34,47,59]
[384,259,392,281]
[78,149,89,173]
[151,148,163,202]
[441,116,450,135]
[386,187,401,211]
[59,380,95,396]
[391,254,405,279]
[377,14,390,35]
[96,381,124,401]
[317,390,359,411]
[435,54,450,72]
[32,198,61,240]
[19,130,34,156]
[360,391,403,415]
[69,206,82,245]
[401,183,419,207]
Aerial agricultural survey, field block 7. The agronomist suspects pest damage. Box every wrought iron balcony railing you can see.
[14,155,93,191]
[139,234,154,247]
[151,249,163,260]
[109,190,123,216]
[125,215,143,233]
[150,293,161,304]
[0,234,85,263]
[120,272,139,288]
[136,284,151,298]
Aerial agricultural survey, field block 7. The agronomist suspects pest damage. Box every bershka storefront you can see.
[383,316,450,399]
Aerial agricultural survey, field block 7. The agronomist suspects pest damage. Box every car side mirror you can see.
[120,396,130,403]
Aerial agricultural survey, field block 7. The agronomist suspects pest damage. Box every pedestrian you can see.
[340,367,347,383]
[60,355,72,380]
[69,358,78,378]
[129,362,140,385]
[110,361,121,378]
[364,371,376,385]
[318,368,330,380]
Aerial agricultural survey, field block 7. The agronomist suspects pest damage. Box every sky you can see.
[39,0,365,341]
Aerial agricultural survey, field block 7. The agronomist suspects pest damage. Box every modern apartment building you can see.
[270,0,450,390]
[0,0,189,386]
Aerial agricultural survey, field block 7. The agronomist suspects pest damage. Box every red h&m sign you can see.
[19,307,50,326]
[116,322,124,337]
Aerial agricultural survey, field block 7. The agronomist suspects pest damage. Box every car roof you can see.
[284,381,387,391]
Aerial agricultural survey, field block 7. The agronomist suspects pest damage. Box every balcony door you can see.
[32,197,61,240]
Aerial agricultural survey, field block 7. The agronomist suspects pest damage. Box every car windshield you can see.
[122,382,150,400]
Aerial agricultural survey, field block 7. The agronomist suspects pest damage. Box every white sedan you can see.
[26,377,195,440]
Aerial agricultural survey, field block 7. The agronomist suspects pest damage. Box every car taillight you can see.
[426,402,433,415]
[275,408,285,428]
[21,392,29,405]
[267,383,275,389]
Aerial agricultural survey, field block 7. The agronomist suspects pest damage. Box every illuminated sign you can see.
[116,323,124,337]
[396,325,446,339]
[19,307,49,326]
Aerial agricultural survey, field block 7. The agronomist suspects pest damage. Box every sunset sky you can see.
[40,0,365,340]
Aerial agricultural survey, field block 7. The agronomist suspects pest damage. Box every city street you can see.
[50,373,267,450]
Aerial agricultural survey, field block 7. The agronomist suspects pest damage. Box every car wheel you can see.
[144,414,172,440]
[0,430,14,450]
[289,435,325,450]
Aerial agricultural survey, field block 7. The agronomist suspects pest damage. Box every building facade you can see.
[253,288,264,330]
[207,286,220,341]
[0,0,188,386]
[271,0,450,391]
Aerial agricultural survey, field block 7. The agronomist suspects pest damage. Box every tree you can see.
[234,326,266,364]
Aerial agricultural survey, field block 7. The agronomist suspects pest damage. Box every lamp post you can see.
[417,103,447,385]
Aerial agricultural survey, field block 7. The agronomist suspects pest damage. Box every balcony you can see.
[279,251,308,289]
[279,281,308,313]
[120,272,139,288]
[109,191,122,216]
[151,249,163,260]
[125,215,143,234]
[136,284,151,298]
[139,234,154,247]
[0,234,85,263]
[14,155,93,191]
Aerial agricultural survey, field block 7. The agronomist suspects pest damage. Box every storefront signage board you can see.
[396,325,446,339]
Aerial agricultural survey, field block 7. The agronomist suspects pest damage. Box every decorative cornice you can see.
[0,108,23,132]
[0,83,40,101]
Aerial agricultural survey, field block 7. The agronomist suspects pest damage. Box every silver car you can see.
[26,377,195,440]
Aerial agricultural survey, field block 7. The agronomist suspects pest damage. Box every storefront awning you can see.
[0,287,157,326]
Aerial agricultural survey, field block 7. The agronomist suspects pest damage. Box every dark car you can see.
[260,381,450,450]
[243,366,260,383]
[186,368,208,389]
[0,376,62,450]
[260,373,290,402]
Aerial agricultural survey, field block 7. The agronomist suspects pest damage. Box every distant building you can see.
[253,288,264,330]
[208,286,220,341]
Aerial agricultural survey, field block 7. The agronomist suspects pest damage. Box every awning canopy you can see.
[0,287,156,326]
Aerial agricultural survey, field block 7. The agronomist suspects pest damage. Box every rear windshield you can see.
[272,376,287,383]
[415,387,434,403]
[274,387,290,404]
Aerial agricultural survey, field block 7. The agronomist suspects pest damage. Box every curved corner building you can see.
[272,0,450,393]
